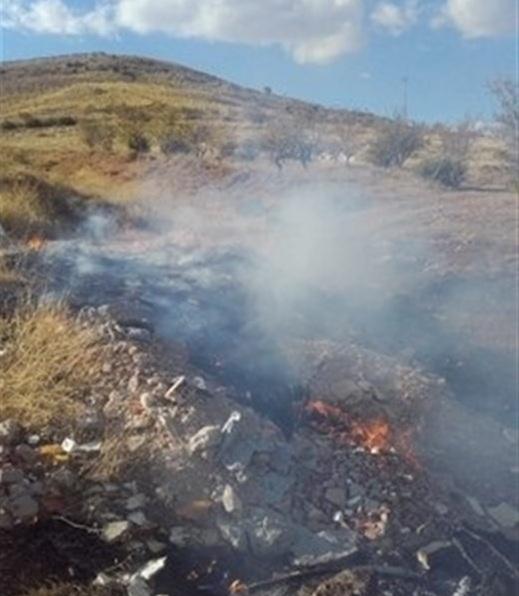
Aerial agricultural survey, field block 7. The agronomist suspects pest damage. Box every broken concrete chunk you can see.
[126,494,147,511]
[488,502,519,529]
[325,487,346,509]
[188,425,220,455]
[61,437,77,454]
[137,556,167,580]
[103,520,130,542]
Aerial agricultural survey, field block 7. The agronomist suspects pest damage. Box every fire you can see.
[304,399,393,455]
[26,235,46,251]
[351,418,391,455]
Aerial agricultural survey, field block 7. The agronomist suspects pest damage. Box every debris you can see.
[189,425,221,455]
[139,557,167,581]
[0,467,25,484]
[452,576,471,596]
[222,484,242,514]
[416,540,452,570]
[126,494,147,511]
[165,375,185,399]
[103,520,131,542]
[325,487,346,508]
[61,437,78,454]
[192,376,207,391]
[128,511,148,526]
[221,411,242,435]
[487,502,519,528]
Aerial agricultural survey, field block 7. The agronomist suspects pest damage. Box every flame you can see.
[304,399,399,456]
[26,235,46,251]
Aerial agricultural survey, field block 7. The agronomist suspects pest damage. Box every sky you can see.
[0,0,517,123]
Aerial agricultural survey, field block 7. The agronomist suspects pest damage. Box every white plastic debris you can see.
[221,411,241,434]
[165,375,185,400]
[61,438,78,454]
[222,484,241,514]
[137,556,167,581]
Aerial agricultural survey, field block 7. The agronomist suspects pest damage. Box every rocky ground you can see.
[1,161,517,596]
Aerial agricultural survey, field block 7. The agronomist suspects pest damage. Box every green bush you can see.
[418,157,466,188]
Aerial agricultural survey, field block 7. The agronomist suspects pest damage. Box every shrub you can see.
[418,156,466,188]
[263,117,317,170]
[127,131,150,154]
[489,78,518,186]
[79,119,115,151]
[369,118,424,167]
[0,301,101,430]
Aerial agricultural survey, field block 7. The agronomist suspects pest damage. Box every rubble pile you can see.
[2,304,517,596]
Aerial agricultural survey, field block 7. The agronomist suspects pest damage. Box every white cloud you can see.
[370,1,419,35]
[2,0,365,64]
[2,0,114,36]
[434,0,516,38]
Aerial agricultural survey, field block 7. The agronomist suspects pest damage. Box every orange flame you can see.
[305,400,397,456]
[26,235,46,251]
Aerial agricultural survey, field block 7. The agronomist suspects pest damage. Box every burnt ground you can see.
[1,160,517,595]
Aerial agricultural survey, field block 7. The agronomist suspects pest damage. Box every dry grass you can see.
[0,301,101,430]
[0,181,54,239]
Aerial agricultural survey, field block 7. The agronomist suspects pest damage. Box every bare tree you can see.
[263,114,317,170]
[368,117,424,168]
[489,78,518,184]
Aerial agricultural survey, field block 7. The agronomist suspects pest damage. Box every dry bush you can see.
[0,177,80,240]
[263,116,317,170]
[368,118,424,168]
[418,156,466,189]
[79,119,116,151]
[0,301,101,430]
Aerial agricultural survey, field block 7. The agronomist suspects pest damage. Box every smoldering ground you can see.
[42,175,515,439]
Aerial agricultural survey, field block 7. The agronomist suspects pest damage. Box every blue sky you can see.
[1,1,516,123]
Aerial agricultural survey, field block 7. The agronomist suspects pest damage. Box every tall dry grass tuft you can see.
[0,301,101,430]
[0,180,53,239]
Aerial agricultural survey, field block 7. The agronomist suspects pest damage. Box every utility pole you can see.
[402,76,409,120]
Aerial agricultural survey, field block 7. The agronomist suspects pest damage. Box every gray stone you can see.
[0,510,13,530]
[0,467,24,485]
[102,520,130,542]
[325,488,346,508]
[126,494,147,511]
[488,502,519,529]
[14,444,38,464]
[291,527,357,567]
[9,493,39,519]
[0,419,23,446]
[126,327,152,343]
[246,509,295,558]
[127,577,151,596]
[128,511,148,526]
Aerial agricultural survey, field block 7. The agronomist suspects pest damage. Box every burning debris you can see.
[1,177,517,596]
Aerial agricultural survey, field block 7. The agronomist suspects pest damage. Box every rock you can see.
[128,511,148,526]
[221,484,241,514]
[487,502,519,529]
[169,526,191,547]
[128,373,140,394]
[0,510,13,530]
[247,508,295,558]
[103,520,131,542]
[192,376,207,391]
[188,425,221,455]
[126,494,147,511]
[27,434,40,446]
[0,419,23,446]
[146,539,167,554]
[127,577,151,596]
[291,527,357,568]
[0,467,25,485]
[9,493,39,520]
[136,556,166,580]
[140,393,155,411]
[325,488,346,508]
[14,445,38,464]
